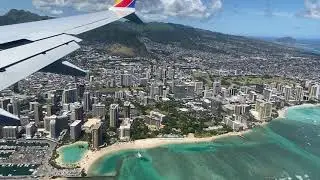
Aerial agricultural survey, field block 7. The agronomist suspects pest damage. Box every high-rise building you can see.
[11,98,20,118]
[109,104,119,128]
[46,104,52,116]
[50,119,57,139]
[44,115,57,132]
[256,100,272,121]
[56,115,69,131]
[276,83,283,93]
[0,98,11,111]
[309,84,319,100]
[89,75,94,82]
[92,123,102,150]
[26,122,36,139]
[221,87,228,98]
[213,81,221,96]
[50,115,69,139]
[255,99,264,112]
[20,116,30,126]
[229,87,237,96]
[124,101,131,118]
[249,91,257,102]
[263,88,272,101]
[167,67,175,80]
[162,86,168,99]
[7,103,13,114]
[48,92,58,105]
[70,104,84,121]
[119,119,131,141]
[62,88,77,104]
[29,102,38,111]
[34,102,43,127]
[83,92,91,112]
[114,91,124,99]
[120,73,132,87]
[92,103,106,118]
[259,102,273,121]
[145,68,151,80]
[149,83,159,98]
[295,86,304,101]
[284,86,292,102]
[62,103,70,111]
[77,84,85,99]
[2,126,18,139]
[234,105,243,115]
[70,120,82,140]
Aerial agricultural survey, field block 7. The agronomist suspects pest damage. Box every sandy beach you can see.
[80,130,250,172]
[277,103,320,119]
[277,107,288,119]
[76,104,320,172]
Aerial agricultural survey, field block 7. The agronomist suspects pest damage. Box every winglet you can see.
[111,0,143,24]
[114,0,136,8]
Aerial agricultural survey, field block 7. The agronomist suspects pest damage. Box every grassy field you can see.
[192,71,213,86]
[107,44,135,57]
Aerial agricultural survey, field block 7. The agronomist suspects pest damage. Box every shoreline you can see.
[80,130,251,173]
[277,103,320,119]
[77,103,320,172]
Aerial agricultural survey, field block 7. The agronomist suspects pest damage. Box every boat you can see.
[136,152,142,158]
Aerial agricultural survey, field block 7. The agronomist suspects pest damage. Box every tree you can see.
[130,118,150,140]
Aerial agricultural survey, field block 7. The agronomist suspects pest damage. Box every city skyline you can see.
[0,0,320,38]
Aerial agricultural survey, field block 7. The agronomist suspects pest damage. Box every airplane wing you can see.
[0,0,141,92]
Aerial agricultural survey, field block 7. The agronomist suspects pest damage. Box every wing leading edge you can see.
[0,0,142,92]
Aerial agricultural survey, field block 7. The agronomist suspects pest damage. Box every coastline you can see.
[277,103,320,119]
[78,103,320,173]
[80,130,250,172]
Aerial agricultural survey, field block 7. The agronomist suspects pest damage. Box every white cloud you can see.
[32,0,223,20]
[300,0,320,19]
[50,9,64,15]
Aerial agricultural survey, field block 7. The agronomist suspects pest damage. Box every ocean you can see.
[88,106,320,180]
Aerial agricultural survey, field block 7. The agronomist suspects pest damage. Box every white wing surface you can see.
[0,7,137,91]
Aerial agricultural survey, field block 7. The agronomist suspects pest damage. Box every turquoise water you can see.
[58,142,89,164]
[88,106,320,180]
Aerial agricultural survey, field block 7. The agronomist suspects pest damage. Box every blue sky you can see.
[0,0,319,39]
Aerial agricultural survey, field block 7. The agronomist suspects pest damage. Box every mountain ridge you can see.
[0,9,307,57]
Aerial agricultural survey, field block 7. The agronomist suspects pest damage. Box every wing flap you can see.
[0,34,82,70]
[0,41,80,90]
[40,60,87,77]
[0,9,134,44]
